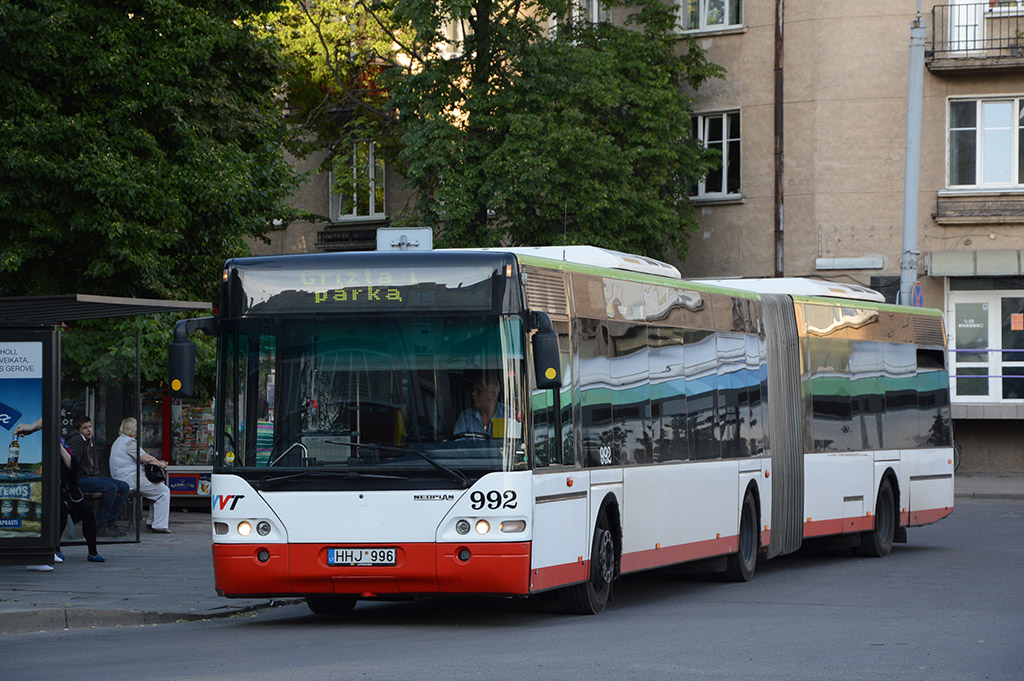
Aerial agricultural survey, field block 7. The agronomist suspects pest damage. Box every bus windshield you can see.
[217,315,526,480]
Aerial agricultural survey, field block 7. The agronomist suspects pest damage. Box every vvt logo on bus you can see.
[213,494,245,511]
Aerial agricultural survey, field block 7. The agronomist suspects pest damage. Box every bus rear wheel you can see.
[724,492,758,582]
[306,594,357,615]
[560,513,615,615]
[855,478,895,558]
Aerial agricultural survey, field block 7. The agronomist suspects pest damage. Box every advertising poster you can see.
[0,342,44,538]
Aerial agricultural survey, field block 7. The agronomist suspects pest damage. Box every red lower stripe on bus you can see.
[805,506,954,539]
[436,542,531,594]
[803,515,875,538]
[213,541,531,598]
[213,543,292,597]
[530,559,589,593]
[908,506,953,526]
[531,533,745,593]
[620,535,739,574]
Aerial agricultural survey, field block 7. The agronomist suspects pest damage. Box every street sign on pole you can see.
[911,281,924,307]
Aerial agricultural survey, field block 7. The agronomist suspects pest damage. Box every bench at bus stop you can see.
[61,490,142,544]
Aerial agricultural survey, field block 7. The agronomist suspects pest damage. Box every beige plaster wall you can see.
[680,0,1024,290]
[248,151,417,256]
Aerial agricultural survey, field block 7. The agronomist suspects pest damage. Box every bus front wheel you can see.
[560,513,615,615]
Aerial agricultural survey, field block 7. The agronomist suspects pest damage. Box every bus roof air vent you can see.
[456,246,682,280]
[690,278,887,303]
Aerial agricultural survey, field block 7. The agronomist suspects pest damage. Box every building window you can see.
[679,0,743,32]
[556,0,610,29]
[691,111,741,198]
[576,0,611,24]
[949,281,1024,402]
[439,19,466,59]
[948,98,1024,188]
[330,141,385,221]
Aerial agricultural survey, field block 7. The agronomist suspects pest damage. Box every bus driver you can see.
[453,375,504,440]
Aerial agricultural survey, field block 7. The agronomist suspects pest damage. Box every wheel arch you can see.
[743,480,763,551]
[880,467,901,528]
[594,492,622,579]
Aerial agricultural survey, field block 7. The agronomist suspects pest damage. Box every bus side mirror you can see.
[168,340,197,398]
[531,311,562,390]
[168,316,217,398]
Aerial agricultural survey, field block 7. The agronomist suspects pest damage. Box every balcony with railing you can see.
[928,2,1024,73]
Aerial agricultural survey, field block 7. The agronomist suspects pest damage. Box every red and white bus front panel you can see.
[210,472,535,599]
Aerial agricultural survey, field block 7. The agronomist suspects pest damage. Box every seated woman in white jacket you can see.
[109,417,172,533]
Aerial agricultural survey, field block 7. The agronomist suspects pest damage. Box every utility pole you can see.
[900,1,926,304]
[773,0,785,278]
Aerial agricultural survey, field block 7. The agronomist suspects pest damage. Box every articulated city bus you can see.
[169,246,954,615]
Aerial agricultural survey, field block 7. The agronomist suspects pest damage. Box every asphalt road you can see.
[7,498,1023,681]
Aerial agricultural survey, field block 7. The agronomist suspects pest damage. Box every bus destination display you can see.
[239,265,499,315]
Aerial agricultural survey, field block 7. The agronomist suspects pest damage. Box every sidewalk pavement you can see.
[2,473,1022,635]
[0,508,298,635]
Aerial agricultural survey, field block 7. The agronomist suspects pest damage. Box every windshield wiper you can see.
[325,440,471,488]
[257,470,408,490]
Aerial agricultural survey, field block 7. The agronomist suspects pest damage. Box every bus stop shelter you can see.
[0,294,210,565]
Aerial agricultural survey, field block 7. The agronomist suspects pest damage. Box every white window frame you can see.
[578,0,611,24]
[330,141,386,221]
[947,96,1024,189]
[439,19,466,59]
[555,0,610,30]
[691,110,741,200]
[678,0,743,33]
[948,288,1024,403]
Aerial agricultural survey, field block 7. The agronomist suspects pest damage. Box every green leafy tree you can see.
[0,0,299,388]
[0,0,299,302]
[384,0,724,259]
[259,0,402,209]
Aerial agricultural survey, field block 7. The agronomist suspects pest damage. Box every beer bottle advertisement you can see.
[0,342,44,538]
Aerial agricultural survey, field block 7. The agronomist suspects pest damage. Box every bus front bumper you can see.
[212,541,532,598]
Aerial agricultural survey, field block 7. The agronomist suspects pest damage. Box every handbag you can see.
[144,463,166,484]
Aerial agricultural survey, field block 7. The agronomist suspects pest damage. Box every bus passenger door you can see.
[528,318,588,593]
[531,470,590,592]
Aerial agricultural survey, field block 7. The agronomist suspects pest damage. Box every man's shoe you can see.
[26,564,54,571]
[54,551,64,563]
[98,525,125,538]
[150,527,172,534]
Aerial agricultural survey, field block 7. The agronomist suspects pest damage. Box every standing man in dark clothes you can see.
[66,416,129,537]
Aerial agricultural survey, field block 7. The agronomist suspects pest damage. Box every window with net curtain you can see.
[948,98,1024,188]
[679,0,743,32]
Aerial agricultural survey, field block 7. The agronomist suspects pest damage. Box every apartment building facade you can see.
[253,1,1024,472]
[677,0,1024,472]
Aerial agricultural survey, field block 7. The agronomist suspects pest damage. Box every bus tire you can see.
[855,478,895,558]
[306,595,357,615]
[724,492,758,582]
[559,512,615,615]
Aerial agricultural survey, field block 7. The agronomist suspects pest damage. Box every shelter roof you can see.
[0,294,211,326]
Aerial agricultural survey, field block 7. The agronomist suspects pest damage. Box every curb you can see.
[954,491,1024,501]
[0,598,302,635]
